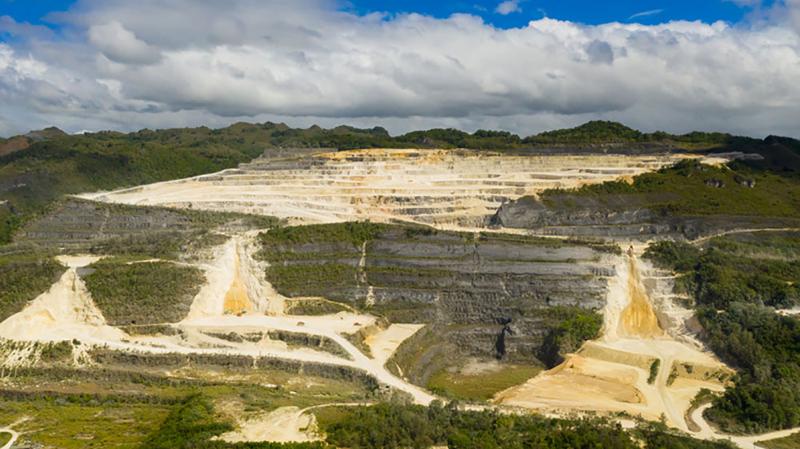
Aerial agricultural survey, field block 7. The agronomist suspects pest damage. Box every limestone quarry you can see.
[79,149,689,227]
[2,147,793,448]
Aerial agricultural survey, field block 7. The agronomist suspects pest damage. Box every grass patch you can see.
[265,263,357,299]
[0,253,64,321]
[83,259,204,325]
[260,222,388,248]
[0,398,171,449]
[285,298,351,315]
[427,363,541,401]
[541,160,800,219]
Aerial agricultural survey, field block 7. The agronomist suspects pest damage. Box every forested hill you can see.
[1,120,799,244]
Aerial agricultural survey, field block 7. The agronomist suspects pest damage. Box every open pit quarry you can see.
[2,148,794,448]
[78,149,688,228]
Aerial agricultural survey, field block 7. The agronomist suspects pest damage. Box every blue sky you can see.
[0,0,798,138]
[346,0,774,27]
[0,0,777,28]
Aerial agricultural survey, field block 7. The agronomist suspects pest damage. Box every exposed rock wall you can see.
[493,196,800,240]
[20,199,200,249]
[260,225,615,363]
[82,149,682,228]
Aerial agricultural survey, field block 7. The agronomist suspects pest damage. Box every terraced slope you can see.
[258,223,615,381]
[81,149,685,228]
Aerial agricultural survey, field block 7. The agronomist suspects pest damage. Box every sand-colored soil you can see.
[223,250,254,315]
[619,257,663,339]
[79,149,689,229]
[496,253,730,432]
[0,255,125,344]
[365,324,425,365]
[219,406,318,444]
[495,355,644,410]
[186,234,285,320]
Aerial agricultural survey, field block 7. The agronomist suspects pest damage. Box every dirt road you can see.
[692,404,800,449]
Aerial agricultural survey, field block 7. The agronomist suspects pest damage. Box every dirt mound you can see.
[579,342,656,370]
[0,255,125,343]
[495,354,644,407]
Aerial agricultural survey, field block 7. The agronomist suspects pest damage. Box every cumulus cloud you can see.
[495,0,522,15]
[0,0,799,138]
[88,21,161,65]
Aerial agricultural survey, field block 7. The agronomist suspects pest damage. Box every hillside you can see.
[3,120,799,244]
[2,121,800,448]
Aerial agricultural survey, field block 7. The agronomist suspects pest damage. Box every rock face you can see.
[20,199,200,249]
[81,148,683,228]
[493,196,800,240]
[260,224,615,363]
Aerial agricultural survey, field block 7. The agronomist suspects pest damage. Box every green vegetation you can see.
[142,395,326,449]
[5,120,795,246]
[140,394,231,449]
[0,347,375,448]
[284,298,351,315]
[0,124,274,244]
[83,259,204,325]
[265,263,357,299]
[39,340,75,363]
[646,234,800,433]
[0,253,64,321]
[0,395,171,449]
[541,159,800,219]
[259,221,388,248]
[20,198,279,259]
[646,237,800,310]
[538,306,603,367]
[524,121,731,148]
[759,431,800,449]
[649,359,661,385]
[427,363,541,401]
[319,402,736,449]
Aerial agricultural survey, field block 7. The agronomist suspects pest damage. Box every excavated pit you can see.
[79,149,686,228]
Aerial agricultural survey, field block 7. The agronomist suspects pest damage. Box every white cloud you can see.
[0,0,798,138]
[495,0,522,15]
[88,21,161,65]
[629,9,664,20]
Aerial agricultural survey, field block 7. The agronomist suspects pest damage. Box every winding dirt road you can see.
[692,404,800,449]
[0,430,17,449]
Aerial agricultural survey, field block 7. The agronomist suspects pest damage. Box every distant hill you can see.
[0,127,67,157]
[1,120,799,244]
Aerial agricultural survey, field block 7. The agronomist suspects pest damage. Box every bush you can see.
[0,255,65,321]
[84,260,204,325]
[648,359,661,385]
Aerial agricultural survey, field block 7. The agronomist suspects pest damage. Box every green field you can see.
[427,363,542,401]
